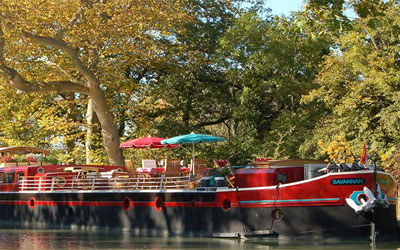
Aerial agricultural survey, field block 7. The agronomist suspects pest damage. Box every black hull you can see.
[0,192,396,240]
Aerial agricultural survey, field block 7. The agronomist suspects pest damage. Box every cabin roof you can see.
[250,159,327,167]
[0,146,50,155]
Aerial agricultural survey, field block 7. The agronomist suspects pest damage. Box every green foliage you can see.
[300,0,400,175]
[44,155,60,164]
[217,13,328,162]
[121,1,327,165]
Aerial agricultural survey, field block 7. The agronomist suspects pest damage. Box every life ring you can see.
[357,193,368,205]
[55,176,66,187]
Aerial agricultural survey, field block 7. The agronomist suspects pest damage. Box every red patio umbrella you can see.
[120,136,179,149]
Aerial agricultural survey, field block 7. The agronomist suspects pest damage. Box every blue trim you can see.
[240,198,340,204]
[388,197,397,201]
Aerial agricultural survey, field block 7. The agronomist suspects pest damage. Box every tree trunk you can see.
[85,99,94,164]
[89,85,125,166]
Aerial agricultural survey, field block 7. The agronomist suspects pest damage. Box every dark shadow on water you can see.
[0,224,398,250]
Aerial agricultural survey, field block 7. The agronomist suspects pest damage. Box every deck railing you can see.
[18,172,192,192]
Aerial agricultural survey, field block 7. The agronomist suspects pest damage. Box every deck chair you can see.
[164,158,181,173]
[138,159,158,189]
[226,175,235,188]
[190,158,207,178]
[142,159,157,169]
[163,158,182,188]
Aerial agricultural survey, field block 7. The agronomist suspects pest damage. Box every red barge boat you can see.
[0,147,397,240]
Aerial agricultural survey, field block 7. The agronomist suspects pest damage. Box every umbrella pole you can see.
[192,144,195,176]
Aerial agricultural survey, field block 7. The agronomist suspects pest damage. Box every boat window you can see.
[14,150,30,155]
[0,173,3,183]
[277,172,288,184]
[83,170,97,175]
[5,173,14,183]
[63,167,74,172]
[17,172,25,181]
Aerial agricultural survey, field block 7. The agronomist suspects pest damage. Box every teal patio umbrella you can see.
[161,133,225,175]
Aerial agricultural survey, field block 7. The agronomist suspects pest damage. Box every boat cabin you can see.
[234,159,327,188]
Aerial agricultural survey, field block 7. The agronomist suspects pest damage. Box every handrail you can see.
[18,172,192,192]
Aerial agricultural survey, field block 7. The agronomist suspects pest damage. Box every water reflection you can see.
[0,228,397,250]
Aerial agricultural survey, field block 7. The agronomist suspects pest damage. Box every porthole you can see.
[155,196,163,212]
[222,199,231,211]
[37,167,44,174]
[28,197,36,209]
[123,197,131,211]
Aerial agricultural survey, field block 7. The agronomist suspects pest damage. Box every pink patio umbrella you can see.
[120,136,180,160]
[120,136,179,149]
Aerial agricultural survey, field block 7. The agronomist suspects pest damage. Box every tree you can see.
[218,12,328,161]
[129,4,328,164]
[0,0,189,165]
[0,85,80,147]
[119,0,237,161]
[301,0,400,172]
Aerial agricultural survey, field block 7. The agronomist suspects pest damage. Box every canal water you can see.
[0,228,398,250]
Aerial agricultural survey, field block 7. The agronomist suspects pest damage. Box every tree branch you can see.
[0,66,89,94]
[193,116,231,129]
[23,32,101,88]
[0,23,89,94]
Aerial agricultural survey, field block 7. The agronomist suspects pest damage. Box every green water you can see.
[0,229,398,250]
